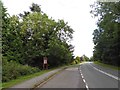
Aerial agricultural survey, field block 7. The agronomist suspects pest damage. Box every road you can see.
[39,65,86,88]
[80,62,119,88]
[37,62,119,89]
[11,68,63,88]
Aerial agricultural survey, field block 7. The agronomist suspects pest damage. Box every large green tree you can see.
[91,2,120,66]
[2,3,74,68]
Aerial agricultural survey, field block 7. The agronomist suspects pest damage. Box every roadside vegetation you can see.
[2,64,76,88]
[71,55,90,65]
[94,61,120,70]
[2,69,51,88]
[91,2,120,66]
[2,58,40,82]
[71,56,81,64]
[1,0,75,84]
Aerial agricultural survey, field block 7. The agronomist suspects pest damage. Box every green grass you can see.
[2,64,70,89]
[0,82,2,90]
[2,64,79,89]
[94,61,120,70]
[2,68,56,88]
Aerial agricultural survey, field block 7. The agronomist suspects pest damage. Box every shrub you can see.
[2,57,40,82]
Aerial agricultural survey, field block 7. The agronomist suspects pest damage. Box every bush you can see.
[2,57,40,82]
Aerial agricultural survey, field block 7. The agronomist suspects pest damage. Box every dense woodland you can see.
[91,2,120,66]
[1,1,75,82]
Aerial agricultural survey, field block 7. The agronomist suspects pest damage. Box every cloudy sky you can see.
[2,0,98,57]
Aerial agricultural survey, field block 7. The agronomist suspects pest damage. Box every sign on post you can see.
[43,57,48,69]
[44,57,47,64]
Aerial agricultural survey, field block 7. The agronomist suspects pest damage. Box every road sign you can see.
[43,57,48,69]
[43,57,47,64]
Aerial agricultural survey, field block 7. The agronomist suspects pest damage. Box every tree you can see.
[30,3,41,12]
[2,2,75,82]
[91,2,120,66]
[82,55,89,61]
[2,2,74,69]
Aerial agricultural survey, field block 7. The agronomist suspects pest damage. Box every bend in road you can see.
[80,62,119,88]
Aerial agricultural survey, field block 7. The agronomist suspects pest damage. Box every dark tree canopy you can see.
[2,3,74,68]
[91,2,120,66]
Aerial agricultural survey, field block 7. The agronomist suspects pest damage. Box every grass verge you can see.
[94,61,120,70]
[2,64,73,89]
[2,64,79,89]
[0,82,2,90]
[2,66,62,89]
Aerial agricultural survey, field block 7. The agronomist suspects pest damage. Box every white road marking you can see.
[81,73,83,76]
[80,71,84,79]
[79,66,89,90]
[90,64,120,81]
[83,79,85,83]
[81,75,84,79]
[86,85,89,89]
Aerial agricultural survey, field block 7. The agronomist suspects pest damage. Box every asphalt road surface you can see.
[39,65,86,88]
[38,62,119,89]
[80,62,119,88]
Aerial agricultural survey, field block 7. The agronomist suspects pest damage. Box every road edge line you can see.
[89,64,119,81]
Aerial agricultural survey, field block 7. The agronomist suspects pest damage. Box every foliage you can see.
[89,56,94,61]
[91,2,120,66]
[2,57,40,82]
[2,2,74,82]
[71,56,80,64]
[83,55,90,61]
[2,69,54,88]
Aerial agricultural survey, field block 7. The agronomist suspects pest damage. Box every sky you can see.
[2,0,98,58]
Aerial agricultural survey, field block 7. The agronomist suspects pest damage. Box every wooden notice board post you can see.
[43,57,48,69]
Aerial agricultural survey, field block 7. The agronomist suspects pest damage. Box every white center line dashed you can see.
[79,66,89,90]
